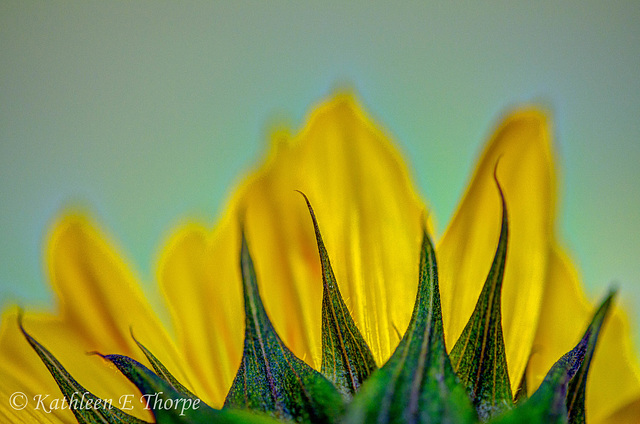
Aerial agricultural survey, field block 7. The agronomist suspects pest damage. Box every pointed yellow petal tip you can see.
[265,91,360,151]
[157,90,431,395]
[242,90,429,363]
[45,212,127,304]
[267,127,292,154]
[47,212,85,244]
[438,104,556,393]
[322,90,360,109]
[490,106,552,155]
[157,217,245,405]
[492,106,553,158]
[501,106,549,124]
[494,106,550,132]
[43,210,189,375]
[158,221,209,266]
[314,91,372,126]
[46,212,113,270]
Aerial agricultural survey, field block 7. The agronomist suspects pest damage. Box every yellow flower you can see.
[1,93,638,423]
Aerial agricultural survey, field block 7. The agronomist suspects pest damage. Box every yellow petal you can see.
[0,308,71,424]
[602,397,640,424]
[0,213,192,421]
[244,94,428,362]
[159,93,429,405]
[158,221,243,406]
[437,109,554,392]
[0,307,154,422]
[49,213,193,383]
[529,246,640,423]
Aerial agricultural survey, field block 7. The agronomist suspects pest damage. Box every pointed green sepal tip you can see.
[450,177,513,420]
[298,191,378,398]
[97,353,211,422]
[18,313,150,424]
[343,227,476,424]
[224,229,344,423]
[100,353,279,424]
[566,289,616,424]
[490,329,588,424]
[514,364,529,405]
[130,327,198,400]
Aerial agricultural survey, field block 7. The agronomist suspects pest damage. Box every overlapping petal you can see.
[159,94,428,405]
[0,214,191,422]
[529,246,640,423]
[437,107,640,422]
[1,93,638,424]
[438,109,554,391]
[158,221,244,405]
[159,94,640,422]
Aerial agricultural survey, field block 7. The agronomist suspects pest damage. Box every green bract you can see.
[20,186,614,424]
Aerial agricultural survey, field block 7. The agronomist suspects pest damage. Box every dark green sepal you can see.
[224,229,344,423]
[489,331,588,424]
[566,290,616,424]
[449,178,513,420]
[130,328,197,400]
[101,353,278,424]
[514,363,529,405]
[342,228,477,424]
[18,314,150,424]
[299,192,378,398]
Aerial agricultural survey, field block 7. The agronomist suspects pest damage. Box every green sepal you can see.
[101,353,278,424]
[299,192,378,398]
[130,328,197,400]
[342,228,477,424]
[18,314,150,424]
[224,230,344,423]
[449,179,513,420]
[514,363,529,405]
[489,332,588,424]
[566,290,616,424]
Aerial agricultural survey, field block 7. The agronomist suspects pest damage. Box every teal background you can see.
[1,2,639,350]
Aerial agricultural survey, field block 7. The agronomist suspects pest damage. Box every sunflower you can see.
[1,93,638,423]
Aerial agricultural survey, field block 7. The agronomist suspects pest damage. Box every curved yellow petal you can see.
[0,308,71,424]
[437,109,554,392]
[48,213,193,386]
[244,94,427,362]
[0,307,153,422]
[159,93,429,405]
[0,213,192,421]
[529,246,640,423]
[158,221,243,406]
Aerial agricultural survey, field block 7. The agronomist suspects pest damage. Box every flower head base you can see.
[1,94,639,424]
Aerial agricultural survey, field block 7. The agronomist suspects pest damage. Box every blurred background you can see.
[1,2,639,351]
